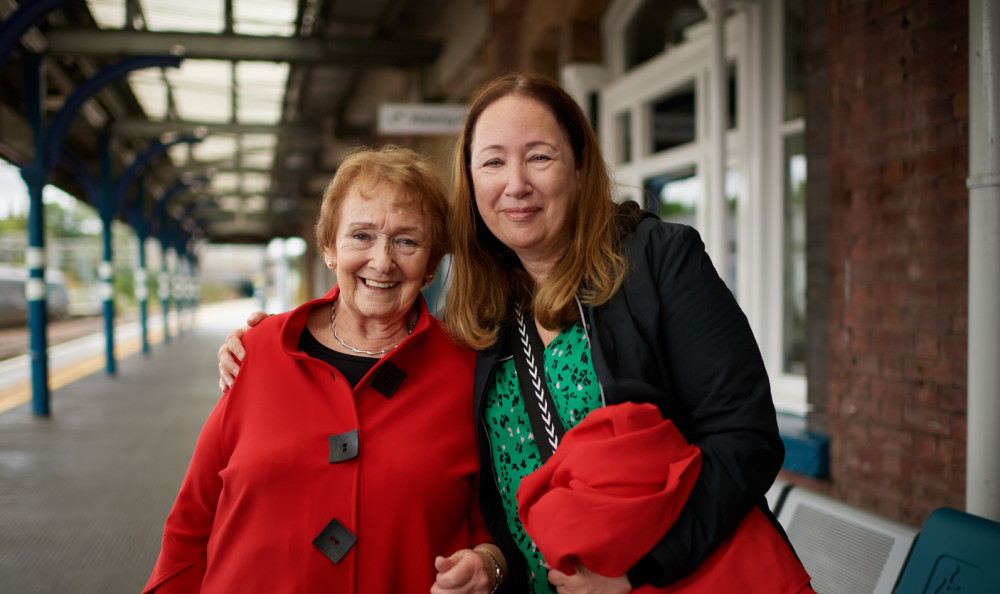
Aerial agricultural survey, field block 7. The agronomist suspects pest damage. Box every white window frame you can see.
[594,0,807,415]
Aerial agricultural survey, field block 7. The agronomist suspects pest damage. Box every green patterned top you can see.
[482,321,604,593]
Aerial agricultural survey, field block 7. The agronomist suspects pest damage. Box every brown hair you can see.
[444,73,628,349]
[315,144,450,277]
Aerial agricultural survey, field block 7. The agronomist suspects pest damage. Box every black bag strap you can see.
[511,309,566,461]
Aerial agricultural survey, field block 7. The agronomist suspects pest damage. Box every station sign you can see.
[377,103,468,136]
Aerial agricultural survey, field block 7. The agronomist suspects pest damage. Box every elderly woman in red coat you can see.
[144,145,505,594]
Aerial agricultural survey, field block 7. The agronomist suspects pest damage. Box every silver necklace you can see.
[329,301,417,356]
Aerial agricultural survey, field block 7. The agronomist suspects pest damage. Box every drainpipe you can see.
[967,0,1000,521]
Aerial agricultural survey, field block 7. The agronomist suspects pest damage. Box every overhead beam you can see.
[170,164,271,174]
[44,29,441,66]
[112,118,320,139]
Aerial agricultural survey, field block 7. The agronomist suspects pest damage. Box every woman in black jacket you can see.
[440,73,786,594]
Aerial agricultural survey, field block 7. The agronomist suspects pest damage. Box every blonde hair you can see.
[315,145,450,276]
[444,73,628,350]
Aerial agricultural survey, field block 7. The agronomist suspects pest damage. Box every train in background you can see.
[0,265,70,327]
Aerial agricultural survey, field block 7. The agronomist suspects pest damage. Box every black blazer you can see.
[473,214,784,590]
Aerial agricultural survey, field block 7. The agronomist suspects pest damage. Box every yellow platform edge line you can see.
[0,328,169,415]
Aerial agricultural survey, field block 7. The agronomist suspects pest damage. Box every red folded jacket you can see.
[516,402,815,593]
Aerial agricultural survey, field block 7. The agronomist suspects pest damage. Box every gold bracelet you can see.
[478,548,503,594]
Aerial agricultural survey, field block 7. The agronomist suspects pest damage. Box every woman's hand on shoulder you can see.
[546,563,632,594]
[431,548,493,594]
[217,310,268,392]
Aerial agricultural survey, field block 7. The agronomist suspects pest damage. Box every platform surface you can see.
[0,300,257,593]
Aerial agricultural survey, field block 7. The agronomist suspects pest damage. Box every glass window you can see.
[651,83,696,153]
[644,166,698,227]
[784,0,805,120]
[728,62,738,130]
[624,0,707,70]
[783,133,807,374]
[616,111,632,164]
[725,168,740,293]
[588,91,600,135]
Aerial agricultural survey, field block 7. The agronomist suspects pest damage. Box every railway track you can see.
[0,313,140,362]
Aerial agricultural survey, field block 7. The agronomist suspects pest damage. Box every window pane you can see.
[784,0,805,120]
[725,168,740,294]
[644,166,698,227]
[728,62,738,130]
[651,83,696,153]
[624,0,707,70]
[616,111,632,164]
[783,133,807,374]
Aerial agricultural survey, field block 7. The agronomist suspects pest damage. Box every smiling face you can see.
[325,180,433,328]
[469,95,579,278]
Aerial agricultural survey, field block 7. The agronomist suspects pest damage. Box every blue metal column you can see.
[159,237,171,343]
[134,182,150,355]
[20,52,49,416]
[174,249,185,336]
[98,131,116,375]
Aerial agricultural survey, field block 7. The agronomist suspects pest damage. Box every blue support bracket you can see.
[0,0,79,72]
[114,137,202,216]
[46,55,184,177]
[59,151,100,207]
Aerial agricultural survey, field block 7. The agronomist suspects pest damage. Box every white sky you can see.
[0,160,87,219]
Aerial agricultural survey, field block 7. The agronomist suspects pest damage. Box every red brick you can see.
[938,385,966,412]
[936,438,966,465]
[843,417,872,443]
[937,121,966,147]
[902,356,953,383]
[904,306,956,333]
[908,283,940,307]
[913,456,948,483]
[914,332,939,357]
[871,283,912,307]
[939,334,965,361]
[880,354,905,380]
[871,328,913,354]
[879,255,909,280]
[880,401,903,424]
[953,91,968,118]
[879,306,905,332]
[950,357,967,385]
[872,378,913,404]
[842,395,881,420]
[913,382,939,408]
[843,303,882,328]
[910,150,956,180]
[951,408,969,442]
[870,423,914,450]
[902,407,952,436]
[929,228,968,256]
[914,433,937,458]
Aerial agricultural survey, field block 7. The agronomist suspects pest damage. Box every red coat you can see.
[144,287,488,593]
[517,402,815,593]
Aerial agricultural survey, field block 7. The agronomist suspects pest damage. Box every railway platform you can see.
[0,299,258,593]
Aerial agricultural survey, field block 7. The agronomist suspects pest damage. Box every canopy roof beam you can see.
[44,29,441,66]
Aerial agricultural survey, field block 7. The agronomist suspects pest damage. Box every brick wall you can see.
[812,0,969,525]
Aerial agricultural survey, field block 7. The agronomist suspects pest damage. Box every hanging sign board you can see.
[377,103,468,135]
